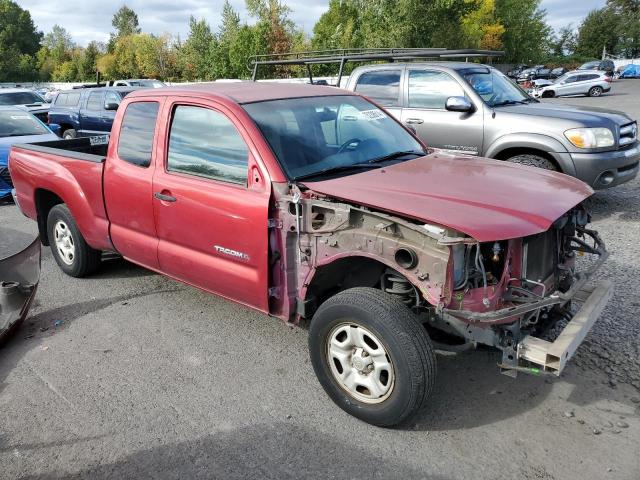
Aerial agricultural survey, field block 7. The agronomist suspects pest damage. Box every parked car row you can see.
[508,60,615,82]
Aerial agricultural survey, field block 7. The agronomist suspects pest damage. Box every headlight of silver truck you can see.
[564,127,615,149]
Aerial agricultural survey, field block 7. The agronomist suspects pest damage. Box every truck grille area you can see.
[619,121,637,148]
[523,229,558,283]
[0,166,13,188]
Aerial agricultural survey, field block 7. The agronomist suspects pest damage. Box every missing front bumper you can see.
[516,280,613,375]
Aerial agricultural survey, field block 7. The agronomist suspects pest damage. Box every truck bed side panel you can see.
[9,146,113,251]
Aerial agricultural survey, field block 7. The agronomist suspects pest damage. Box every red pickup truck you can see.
[9,83,612,426]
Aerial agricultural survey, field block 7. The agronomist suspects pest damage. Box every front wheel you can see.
[588,86,603,97]
[309,287,436,427]
[62,129,77,140]
[506,153,558,171]
[47,204,101,277]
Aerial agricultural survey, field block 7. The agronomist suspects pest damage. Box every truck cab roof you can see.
[128,81,352,104]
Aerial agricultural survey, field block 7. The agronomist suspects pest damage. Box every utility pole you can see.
[602,45,606,60]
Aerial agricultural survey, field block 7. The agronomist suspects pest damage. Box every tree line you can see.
[1,0,639,83]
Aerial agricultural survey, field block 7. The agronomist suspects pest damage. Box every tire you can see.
[588,86,603,97]
[506,153,558,171]
[62,128,77,140]
[47,204,101,277]
[309,287,436,427]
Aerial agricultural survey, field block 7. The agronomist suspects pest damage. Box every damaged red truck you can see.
[9,83,612,426]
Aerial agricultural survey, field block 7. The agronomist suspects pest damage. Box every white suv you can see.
[534,71,611,98]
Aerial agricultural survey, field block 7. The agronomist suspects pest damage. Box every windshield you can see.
[461,68,532,107]
[0,91,45,106]
[0,111,49,137]
[554,73,574,84]
[129,80,165,88]
[243,96,425,181]
[579,62,599,70]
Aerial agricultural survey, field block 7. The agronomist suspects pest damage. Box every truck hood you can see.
[496,102,633,128]
[303,153,593,242]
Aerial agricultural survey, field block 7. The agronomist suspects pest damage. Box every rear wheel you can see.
[47,204,101,277]
[588,86,603,97]
[506,153,558,171]
[309,287,436,427]
[62,128,77,140]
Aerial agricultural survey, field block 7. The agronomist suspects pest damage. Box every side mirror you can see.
[48,123,61,136]
[104,102,120,111]
[445,96,474,113]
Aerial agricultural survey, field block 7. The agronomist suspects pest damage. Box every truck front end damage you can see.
[270,183,609,378]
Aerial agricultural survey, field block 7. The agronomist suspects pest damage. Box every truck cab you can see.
[48,87,139,140]
[8,83,612,427]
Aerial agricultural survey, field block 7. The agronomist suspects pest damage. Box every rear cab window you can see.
[354,70,402,107]
[117,102,160,167]
[55,92,81,107]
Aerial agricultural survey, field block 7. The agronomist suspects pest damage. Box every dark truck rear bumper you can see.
[569,142,640,189]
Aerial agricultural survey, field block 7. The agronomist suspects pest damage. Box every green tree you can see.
[0,0,42,81]
[494,0,550,63]
[576,8,620,58]
[607,0,640,57]
[109,5,141,51]
[550,25,577,58]
[43,25,75,64]
[462,0,506,50]
[180,16,216,80]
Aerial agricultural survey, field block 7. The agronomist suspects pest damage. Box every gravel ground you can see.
[0,80,639,479]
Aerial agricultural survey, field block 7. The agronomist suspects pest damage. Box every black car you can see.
[578,59,615,75]
[550,67,567,78]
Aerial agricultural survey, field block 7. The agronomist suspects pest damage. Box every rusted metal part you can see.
[0,235,41,341]
[270,184,452,321]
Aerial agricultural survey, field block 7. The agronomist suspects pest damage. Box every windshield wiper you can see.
[366,150,424,164]
[295,150,424,181]
[492,100,527,107]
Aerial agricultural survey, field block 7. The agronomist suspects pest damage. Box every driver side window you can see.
[408,70,465,109]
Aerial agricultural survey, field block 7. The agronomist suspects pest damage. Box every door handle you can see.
[405,118,424,125]
[154,192,177,202]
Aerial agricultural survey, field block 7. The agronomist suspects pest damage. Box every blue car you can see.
[0,107,60,199]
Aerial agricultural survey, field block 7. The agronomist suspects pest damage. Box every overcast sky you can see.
[20,0,607,47]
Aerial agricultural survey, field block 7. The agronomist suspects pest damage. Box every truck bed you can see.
[9,137,113,251]
[14,137,109,163]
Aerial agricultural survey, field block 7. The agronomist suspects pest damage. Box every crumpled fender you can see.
[0,235,41,341]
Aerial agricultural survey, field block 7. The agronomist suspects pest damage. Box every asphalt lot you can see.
[1,79,640,480]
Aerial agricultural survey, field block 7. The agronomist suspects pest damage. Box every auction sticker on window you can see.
[359,109,387,121]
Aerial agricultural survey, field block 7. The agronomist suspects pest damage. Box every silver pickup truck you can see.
[344,63,639,189]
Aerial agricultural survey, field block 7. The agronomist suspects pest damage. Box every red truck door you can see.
[151,99,271,312]
[104,99,164,270]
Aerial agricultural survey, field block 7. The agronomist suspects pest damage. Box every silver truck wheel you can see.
[309,287,436,427]
[47,204,101,277]
[327,323,395,404]
[53,220,75,265]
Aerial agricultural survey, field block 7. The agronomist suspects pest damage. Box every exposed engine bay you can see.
[269,183,610,377]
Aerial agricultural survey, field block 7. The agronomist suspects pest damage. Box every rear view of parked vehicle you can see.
[48,87,139,139]
[0,107,60,199]
[578,59,615,75]
[0,88,49,124]
[537,71,611,98]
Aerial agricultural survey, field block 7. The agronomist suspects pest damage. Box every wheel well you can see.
[494,148,561,171]
[59,123,73,133]
[304,257,390,317]
[35,189,64,245]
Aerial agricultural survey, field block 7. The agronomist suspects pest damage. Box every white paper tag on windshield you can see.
[359,109,387,121]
